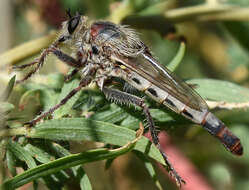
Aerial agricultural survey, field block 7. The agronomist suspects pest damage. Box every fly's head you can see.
[57,11,89,46]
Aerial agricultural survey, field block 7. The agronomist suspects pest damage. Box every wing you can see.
[111,52,208,111]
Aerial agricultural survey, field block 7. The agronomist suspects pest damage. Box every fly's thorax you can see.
[80,63,94,77]
[90,21,145,57]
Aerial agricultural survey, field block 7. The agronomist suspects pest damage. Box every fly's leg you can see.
[13,61,39,70]
[102,87,185,187]
[15,46,84,84]
[64,68,79,82]
[26,76,93,126]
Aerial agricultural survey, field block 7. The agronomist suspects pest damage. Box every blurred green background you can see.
[1,0,249,190]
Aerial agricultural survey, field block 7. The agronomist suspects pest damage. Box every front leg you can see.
[27,75,93,126]
[64,68,79,82]
[15,46,85,84]
[102,87,185,187]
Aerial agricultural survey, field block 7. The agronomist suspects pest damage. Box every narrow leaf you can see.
[135,151,163,190]
[0,102,15,114]
[6,150,17,177]
[91,104,128,123]
[2,138,136,189]
[23,143,72,186]
[188,79,249,103]
[7,140,37,169]
[79,169,92,190]
[167,42,186,72]
[0,75,16,101]
[24,144,53,163]
[19,88,56,111]
[28,118,164,165]
[120,115,140,130]
[50,142,92,189]
[150,109,176,123]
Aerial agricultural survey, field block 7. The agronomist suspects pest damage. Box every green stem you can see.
[167,42,186,72]
[164,4,235,22]
[0,127,27,138]
[2,132,138,189]
[108,0,134,23]
[0,32,56,66]
[199,8,249,21]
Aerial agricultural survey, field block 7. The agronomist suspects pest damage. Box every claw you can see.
[168,170,186,188]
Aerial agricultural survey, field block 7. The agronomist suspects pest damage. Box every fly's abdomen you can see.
[201,112,243,155]
[170,103,243,156]
[121,70,243,156]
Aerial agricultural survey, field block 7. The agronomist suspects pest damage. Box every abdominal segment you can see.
[125,72,243,155]
[201,112,243,155]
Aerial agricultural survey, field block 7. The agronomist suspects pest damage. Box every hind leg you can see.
[102,87,185,187]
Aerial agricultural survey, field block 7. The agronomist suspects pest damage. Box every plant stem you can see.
[109,0,134,23]
[164,4,235,22]
[0,127,27,138]
[199,8,249,21]
[0,32,56,66]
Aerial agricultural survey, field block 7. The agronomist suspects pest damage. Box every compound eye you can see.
[92,45,99,54]
[68,16,80,34]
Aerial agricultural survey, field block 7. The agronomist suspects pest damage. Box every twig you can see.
[0,127,27,138]
[108,0,134,23]
[207,100,249,110]
[0,31,56,66]
[198,8,249,21]
[164,4,236,22]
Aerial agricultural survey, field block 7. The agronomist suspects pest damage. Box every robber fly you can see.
[14,11,243,186]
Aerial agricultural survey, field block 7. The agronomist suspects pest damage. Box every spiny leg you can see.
[102,87,185,187]
[26,76,93,126]
[12,61,38,70]
[16,46,84,84]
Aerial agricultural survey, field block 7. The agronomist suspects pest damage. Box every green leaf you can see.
[23,143,73,186]
[188,79,249,103]
[73,90,105,111]
[29,118,164,165]
[0,75,16,101]
[79,170,92,190]
[2,141,135,189]
[46,73,64,90]
[135,151,163,190]
[0,140,7,160]
[120,115,140,130]
[49,142,71,158]
[150,109,176,123]
[0,102,15,114]
[50,142,92,189]
[6,150,17,177]
[24,144,53,163]
[167,42,186,72]
[42,175,63,190]
[19,88,56,111]
[7,140,37,169]
[91,104,128,123]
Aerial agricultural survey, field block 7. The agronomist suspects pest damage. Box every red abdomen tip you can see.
[231,141,243,156]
